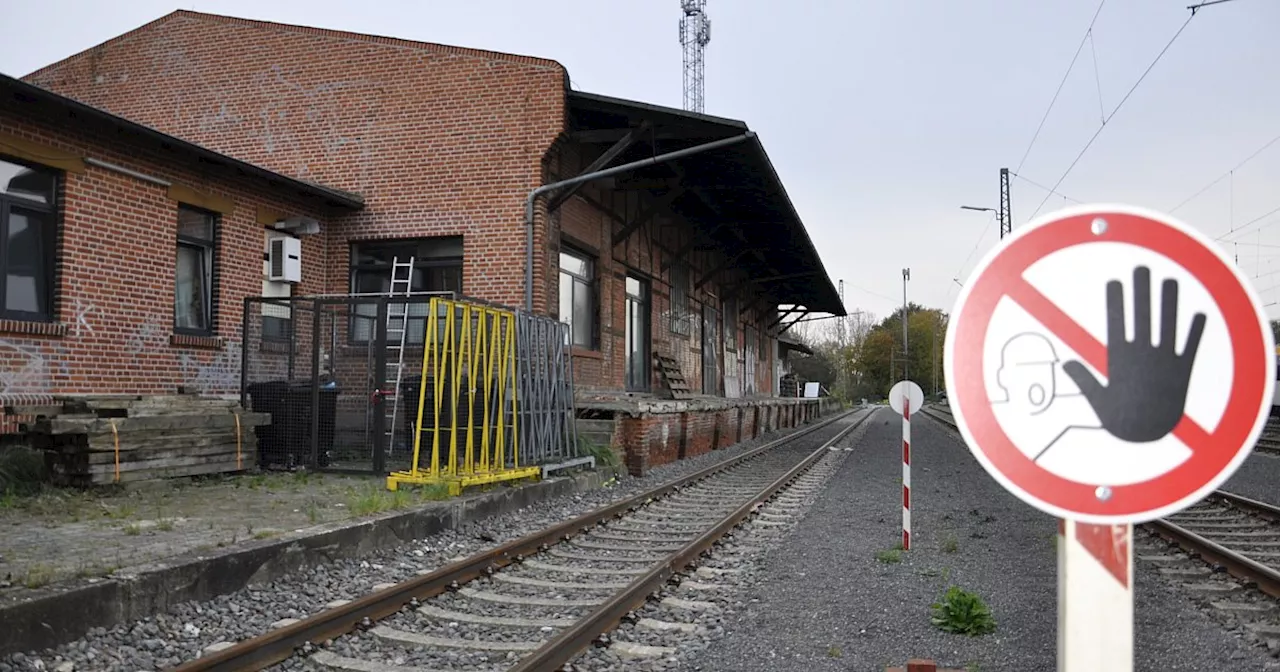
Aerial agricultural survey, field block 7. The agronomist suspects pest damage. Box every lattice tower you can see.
[679,0,711,113]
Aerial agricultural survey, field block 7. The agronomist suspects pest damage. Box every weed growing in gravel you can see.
[942,535,959,553]
[24,563,55,589]
[930,585,997,636]
[122,523,142,536]
[827,645,842,658]
[579,439,621,473]
[875,547,902,563]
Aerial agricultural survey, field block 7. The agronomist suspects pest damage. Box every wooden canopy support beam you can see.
[613,186,685,247]
[696,249,752,290]
[776,311,811,336]
[547,120,652,214]
[662,223,727,272]
[768,307,804,329]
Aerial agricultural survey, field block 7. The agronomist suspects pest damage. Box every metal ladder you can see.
[384,257,415,456]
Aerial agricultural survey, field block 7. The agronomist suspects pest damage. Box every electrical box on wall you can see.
[267,236,302,283]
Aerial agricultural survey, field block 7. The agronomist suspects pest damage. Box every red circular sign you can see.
[945,205,1273,523]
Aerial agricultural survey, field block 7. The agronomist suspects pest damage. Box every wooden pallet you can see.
[653,352,695,400]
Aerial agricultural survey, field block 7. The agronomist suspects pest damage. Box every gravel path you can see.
[0,414,846,672]
[1221,451,1280,506]
[680,407,1280,672]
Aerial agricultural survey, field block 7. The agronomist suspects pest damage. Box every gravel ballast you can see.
[1221,451,1280,506]
[679,407,1280,672]
[0,412,847,672]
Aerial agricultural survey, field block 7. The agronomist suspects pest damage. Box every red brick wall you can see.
[546,142,779,394]
[24,10,566,313]
[0,110,335,403]
[615,400,822,476]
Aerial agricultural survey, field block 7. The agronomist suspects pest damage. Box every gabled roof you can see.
[567,91,845,316]
[0,74,364,209]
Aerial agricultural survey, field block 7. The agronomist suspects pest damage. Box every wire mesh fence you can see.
[241,293,582,481]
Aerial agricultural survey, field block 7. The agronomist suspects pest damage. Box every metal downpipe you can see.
[524,131,756,312]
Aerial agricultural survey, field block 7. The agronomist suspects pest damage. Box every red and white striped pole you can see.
[902,396,911,551]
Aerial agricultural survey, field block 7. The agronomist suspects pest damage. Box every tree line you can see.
[786,303,949,403]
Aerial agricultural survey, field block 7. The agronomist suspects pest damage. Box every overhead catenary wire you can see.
[1028,11,1198,222]
[1010,171,1082,204]
[947,211,998,304]
[1216,203,1280,242]
[1013,0,1108,176]
[1167,131,1280,214]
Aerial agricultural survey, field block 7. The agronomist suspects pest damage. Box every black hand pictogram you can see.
[1062,266,1206,442]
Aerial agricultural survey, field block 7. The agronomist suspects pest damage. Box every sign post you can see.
[943,204,1274,671]
[890,380,924,551]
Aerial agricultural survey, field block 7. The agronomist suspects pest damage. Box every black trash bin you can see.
[246,380,338,469]
[397,374,472,471]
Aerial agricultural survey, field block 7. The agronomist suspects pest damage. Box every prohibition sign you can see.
[944,203,1274,524]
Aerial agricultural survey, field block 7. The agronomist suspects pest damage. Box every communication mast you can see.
[679,0,711,113]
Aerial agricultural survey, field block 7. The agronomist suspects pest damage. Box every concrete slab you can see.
[0,468,605,656]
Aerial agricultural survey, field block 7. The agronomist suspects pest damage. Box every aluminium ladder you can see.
[384,257,416,457]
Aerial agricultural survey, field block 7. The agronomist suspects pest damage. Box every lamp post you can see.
[901,268,910,382]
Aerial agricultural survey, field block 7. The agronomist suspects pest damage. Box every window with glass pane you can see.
[175,206,216,334]
[559,248,594,349]
[348,237,462,344]
[0,157,57,321]
[625,275,649,391]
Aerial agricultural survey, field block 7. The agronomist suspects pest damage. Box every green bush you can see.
[930,585,996,636]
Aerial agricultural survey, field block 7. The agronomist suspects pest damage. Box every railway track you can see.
[172,407,873,672]
[1141,492,1280,644]
[923,403,1280,646]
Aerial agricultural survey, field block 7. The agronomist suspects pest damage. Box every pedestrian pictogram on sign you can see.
[944,204,1275,525]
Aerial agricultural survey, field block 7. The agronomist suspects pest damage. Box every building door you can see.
[624,275,650,391]
[702,303,719,395]
[744,327,758,396]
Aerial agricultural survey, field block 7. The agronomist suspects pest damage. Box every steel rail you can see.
[926,402,1280,599]
[508,408,871,672]
[168,406,859,672]
[1144,515,1280,600]
[1213,490,1280,522]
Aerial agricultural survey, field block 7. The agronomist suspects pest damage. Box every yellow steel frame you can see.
[387,297,541,494]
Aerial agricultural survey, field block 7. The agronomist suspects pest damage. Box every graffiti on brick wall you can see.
[0,340,53,394]
[178,340,241,394]
[72,298,96,337]
[125,315,167,356]
[249,65,383,178]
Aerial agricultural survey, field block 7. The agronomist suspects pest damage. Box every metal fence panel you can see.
[516,313,578,466]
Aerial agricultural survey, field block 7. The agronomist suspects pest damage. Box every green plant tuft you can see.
[931,585,996,636]
[875,548,902,564]
[579,439,620,472]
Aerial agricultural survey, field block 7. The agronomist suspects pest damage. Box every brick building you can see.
[11,11,843,473]
[0,73,358,426]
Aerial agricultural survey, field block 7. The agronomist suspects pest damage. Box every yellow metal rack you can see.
[386,297,541,494]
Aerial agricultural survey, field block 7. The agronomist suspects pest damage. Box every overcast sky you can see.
[3,0,1278,323]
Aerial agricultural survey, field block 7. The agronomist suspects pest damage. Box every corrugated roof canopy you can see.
[567,91,844,316]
